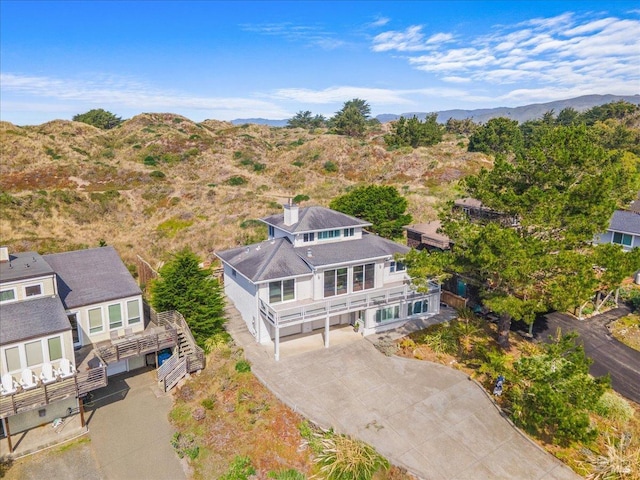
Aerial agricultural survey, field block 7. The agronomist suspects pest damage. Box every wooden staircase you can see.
[154,310,205,391]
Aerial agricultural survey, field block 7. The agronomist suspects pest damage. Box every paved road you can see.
[538,306,640,403]
[226,308,579,480]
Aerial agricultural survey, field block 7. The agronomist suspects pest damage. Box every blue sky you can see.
[1,1,639,125]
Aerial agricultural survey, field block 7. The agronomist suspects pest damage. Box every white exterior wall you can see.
[1,330,74,378]
[0,274,56,304]
[74,295,144,346]
[8,396,78,434]
[223,265,262,339]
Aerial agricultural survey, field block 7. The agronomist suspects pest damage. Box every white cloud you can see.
[368,16,390,27]
[239,22,344,49]
[270,86,413,105]
[426,32,454,44]
[372,25,429,52]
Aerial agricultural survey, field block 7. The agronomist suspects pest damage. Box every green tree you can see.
[384,114,443,148]
[72,108,123,129]
[330,98,371,137]
[287,110,326,129]
[468,117,523,156]
[507,333,609,445]
[445,117,478,135]
[150,248,225,348]
[329,185,412,239]
[556,107,580,126]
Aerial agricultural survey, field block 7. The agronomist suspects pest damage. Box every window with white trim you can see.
[269,279,295,303]
[390,261,406,273]
[318,229,340,240]
[48,337,63,361]
[0,288,16,303]
[5,346,20,372]
[303,232,315,242]
[408,300,429,316]
[108,303,123,329]
[24,284,43,297]
[25,340,44,367]
[376,305,400,323]
[353,263,375,291]
[613,232,633,247]
[89,307,103,334]
[127,299,141,324]
[324,268,348,297]
[343,228,354,237]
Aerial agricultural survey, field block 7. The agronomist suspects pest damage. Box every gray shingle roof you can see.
[216,237,312,282]
[296,233,409,267]
[0,296,70,345]
[44,246,141,309]
[216,233,408,283]
[0,251,55,284]
[609,210,640,235]
[261,206,371,234]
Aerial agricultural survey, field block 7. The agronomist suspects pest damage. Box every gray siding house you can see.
[217,204,441,360]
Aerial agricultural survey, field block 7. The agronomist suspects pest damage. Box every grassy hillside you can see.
[0,113,491,269]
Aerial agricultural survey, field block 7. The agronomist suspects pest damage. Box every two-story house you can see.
[216,203,441,360]
[0,245,201,453]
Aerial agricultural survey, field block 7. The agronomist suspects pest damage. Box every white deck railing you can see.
[259,282,440,327]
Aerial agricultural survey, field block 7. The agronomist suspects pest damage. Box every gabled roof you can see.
[261,206,371,234]
[0,251,55,284]
[216,233,408,283]
[609,210,640,235]
[44,246,141,309]
[216,237,312,282]
[0,296,70,345]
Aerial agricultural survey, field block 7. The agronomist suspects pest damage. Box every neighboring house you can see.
[595,209,640,251]
[0,245,201,454]
[216,203,441,360]
[453,197,518,227]
[404,220,451,251]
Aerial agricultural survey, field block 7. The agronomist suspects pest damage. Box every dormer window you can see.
[318,229,340,240]
[25,284,43,297]
[303,232,315,242]
[0,288,16,303]
[343,228,354,237]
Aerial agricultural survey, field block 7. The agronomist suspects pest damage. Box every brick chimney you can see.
[283,199,299,226]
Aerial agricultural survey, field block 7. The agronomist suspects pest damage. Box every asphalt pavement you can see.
[537,306,640,403]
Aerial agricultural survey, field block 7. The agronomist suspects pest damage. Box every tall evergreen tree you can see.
[150,248,225,348]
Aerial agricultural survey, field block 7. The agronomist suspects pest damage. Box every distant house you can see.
[595,209,640,251]
[404,220,451,251]
[0,246,201,453]
[453,198,518,226]
[216,203,441,360]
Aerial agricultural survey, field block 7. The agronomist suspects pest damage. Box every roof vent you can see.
[307,248,313,258]
[0,246,8,263]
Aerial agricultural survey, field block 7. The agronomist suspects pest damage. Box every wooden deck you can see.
[96,325,178,365]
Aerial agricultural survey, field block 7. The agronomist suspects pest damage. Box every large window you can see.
[269,279,295,303]
[108,303,123,329]
[353,263,375,291]
[613,232,633,247]
[89,308,103,334]
[324,268,348,297]
[48,337,63,361]
[408,300,429,316]
[127,299,141,324]
[25,284,42,297]
[0,288,15,303]
[5,347,20,372]
[25,340,44,367]
[343,228,354,237]
[303,232,315,242]
[375,305,400,323]
[318,230,340,240]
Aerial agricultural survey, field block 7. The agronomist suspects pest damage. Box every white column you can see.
[324,315,330,348]
[274,325,280,361]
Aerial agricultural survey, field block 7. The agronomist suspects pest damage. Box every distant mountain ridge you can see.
[232,94,640,126]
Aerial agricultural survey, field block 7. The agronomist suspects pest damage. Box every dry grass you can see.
[1,117,488,269]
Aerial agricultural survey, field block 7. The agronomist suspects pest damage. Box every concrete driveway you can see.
[84,368,187,480]
[538,306,640,403]
[227,311,579,480]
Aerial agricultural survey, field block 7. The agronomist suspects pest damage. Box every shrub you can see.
[235,359,251,373]
[594,391,635,423]
[323,161,338,173]
[220,455,256,480]
[201,398,216,410]
[292,194,310,204]
[267,469,306,480]
[170,432,199,460]
[143,155,157,166]
[227,176,247,186]
[315,433,389,480]
[150,170,165,179]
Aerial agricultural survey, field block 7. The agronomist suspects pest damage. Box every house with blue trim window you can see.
[216,203,441,360]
